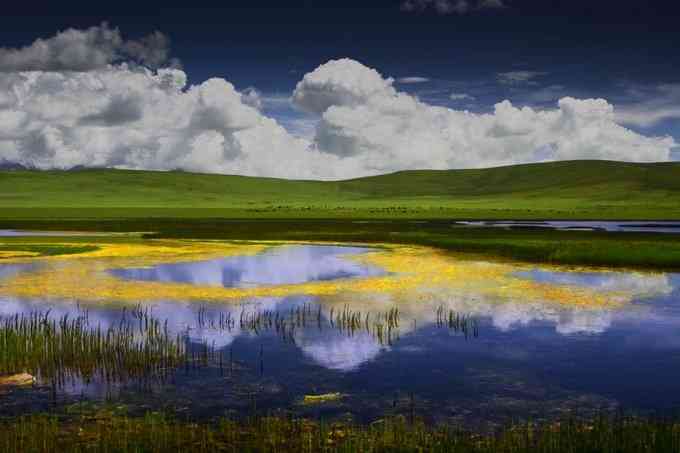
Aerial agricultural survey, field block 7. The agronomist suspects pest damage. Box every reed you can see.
[0,412,678,453]
[196,304,477,347]
[0,309,187,387]
[436,306,479,338]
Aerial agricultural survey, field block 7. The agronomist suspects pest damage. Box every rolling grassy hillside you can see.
[1,160,680,219]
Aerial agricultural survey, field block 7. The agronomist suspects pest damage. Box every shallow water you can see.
[0,263,37,280]
[1,243,680,426]
[456,220,680,233]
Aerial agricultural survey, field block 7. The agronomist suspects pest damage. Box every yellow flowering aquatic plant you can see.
[0,238,664,312]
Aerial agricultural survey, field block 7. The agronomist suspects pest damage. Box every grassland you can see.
[1,160,680,220]
[2,160,680,269]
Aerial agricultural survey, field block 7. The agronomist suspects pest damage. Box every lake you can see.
[1,242,679,427]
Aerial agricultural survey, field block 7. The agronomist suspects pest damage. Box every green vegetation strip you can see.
[1,412,679,452]
[2,220,679,270]
[0,244,98,257]
[1,160,680,220]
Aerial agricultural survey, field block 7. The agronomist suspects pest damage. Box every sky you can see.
[0,1,678,179]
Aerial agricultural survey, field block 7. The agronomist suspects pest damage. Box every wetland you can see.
[1,235,679,434]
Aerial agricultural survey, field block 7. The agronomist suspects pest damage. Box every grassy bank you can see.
[1,412,679,452]
[150,220,680,270]
[1,221,680,270]
[2,160,680,220]
[0,243,98,258]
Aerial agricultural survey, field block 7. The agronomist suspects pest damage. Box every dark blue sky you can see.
[1,1,679,170]
[2,1,677,86]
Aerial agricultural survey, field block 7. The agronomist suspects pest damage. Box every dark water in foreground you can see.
[1,244,680,426]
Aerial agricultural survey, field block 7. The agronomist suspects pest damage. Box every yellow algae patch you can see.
[38,240,268,264]
[0,240,642,309]
[349,246,628,308]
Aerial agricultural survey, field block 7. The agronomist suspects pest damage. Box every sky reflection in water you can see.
[1,245,680,422]
[109,245,385,287]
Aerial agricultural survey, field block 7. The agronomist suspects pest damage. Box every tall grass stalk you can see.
[0,310,186,387]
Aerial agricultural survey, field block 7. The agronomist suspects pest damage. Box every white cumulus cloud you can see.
[292,59,674,175]
[0,65,324,177]
[0,27,675,179]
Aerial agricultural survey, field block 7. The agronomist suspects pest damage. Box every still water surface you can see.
[455,220,680,233]
[1,244,679,425]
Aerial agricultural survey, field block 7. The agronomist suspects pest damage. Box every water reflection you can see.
[2,244,680,422]
[296,329,387,371]
[516,269,672,297]
[0,263,37,281]
[456,220,680,233]
[110,245,384,287]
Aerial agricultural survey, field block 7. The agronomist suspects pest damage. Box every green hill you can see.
[2,160,680,220]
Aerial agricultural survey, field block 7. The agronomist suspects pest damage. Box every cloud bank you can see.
[0,23,172,72]
[293,59,673,174]
[0,27,675,179]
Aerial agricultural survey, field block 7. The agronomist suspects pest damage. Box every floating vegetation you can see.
[301,392,343,405]
[1,412,680,452]
[0,244,98,260]
[0,241,634,311]
[0,309,187,388]
[0,373,35,388]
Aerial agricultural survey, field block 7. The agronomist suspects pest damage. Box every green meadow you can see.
[1,160,680,220]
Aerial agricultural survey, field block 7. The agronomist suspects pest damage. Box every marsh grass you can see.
[436,306,479,339]
[0,309,186,387]
[1,412,679,452]
[197,304,479,347]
